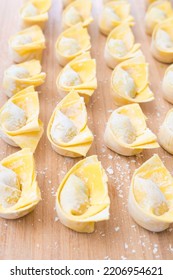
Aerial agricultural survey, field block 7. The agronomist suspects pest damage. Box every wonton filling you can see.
[110,112,136,144]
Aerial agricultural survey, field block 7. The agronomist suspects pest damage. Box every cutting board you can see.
[0,0,173,260]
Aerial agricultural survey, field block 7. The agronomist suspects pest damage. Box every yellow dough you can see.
[56,52,97,104]
[0,149,41,219]
[158,108,173,154]
[56,155,110,233]
[147,0,158,4]
[20,0,52,29]
[128,154,173,232]
[62,0,93,29]
[104,104,159,156]
[151,18,173,63]
[9,25,46,63]
[3,60,46,97]
[104,22,140,69]
[162,64,173,103]
[0,86,43,152]
[145,0,173,36]
[103,0,127,3]
[111,52,154,105]
[47,90,93,157]
[146,0,170,7]
[55,23,91,66]
[99,1,134,36]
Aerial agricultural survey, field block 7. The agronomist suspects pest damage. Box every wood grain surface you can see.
[0,0,173,260]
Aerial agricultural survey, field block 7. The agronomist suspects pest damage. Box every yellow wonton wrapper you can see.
[104,104,159,156]
[145,0,173,36]
[128,154,173,232]
[9,25,46,63]
[99,1,134,36]
[146,0,170,7]
[62,0,93,29]
[103,0,127,3]
[111,52,154,105]
[56,52,97,104]
[47,90,93,157]
[0,149,41,219]
[56,155,110,233]
[104,23,140,69]
[20,0,52,29]
[3,59,46,98]
[162,64,173,103]
[158,108,173,154]
[0,86,43,152]
[151,17,173,63]
[55,23,91,66]
[147,0,158,4]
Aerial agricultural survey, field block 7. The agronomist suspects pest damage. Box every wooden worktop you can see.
[0,0,173,260]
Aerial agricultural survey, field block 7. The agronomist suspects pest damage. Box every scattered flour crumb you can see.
[153,244,158,255]
[55,217,59,222]
[104,256,111,260]
[106,166,114,175]
[108,154,113,160]
[115,227,120,232]
[168,244,173,252]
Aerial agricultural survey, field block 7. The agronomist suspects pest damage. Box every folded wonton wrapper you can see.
[56,52,97,104]
[47,90,93,157]
[145,0,173,36]
[20,0,52,29]
[104,23,140,69]
[56,155,110,233]
[158,108,173,154]
[55,23,91,66]
[9,25,46,63]
[103,0,127,3]
[151,17,173,63]
[104,104,159,156]
[62,0,93,29]
[99,1,134,36]
[146,0,170,7]
[128,154,173,232]
[0,86,43,152]
[162,64,173,103]
[3,60,46,98]
[111,52,154,105]
[0,149,41,219]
